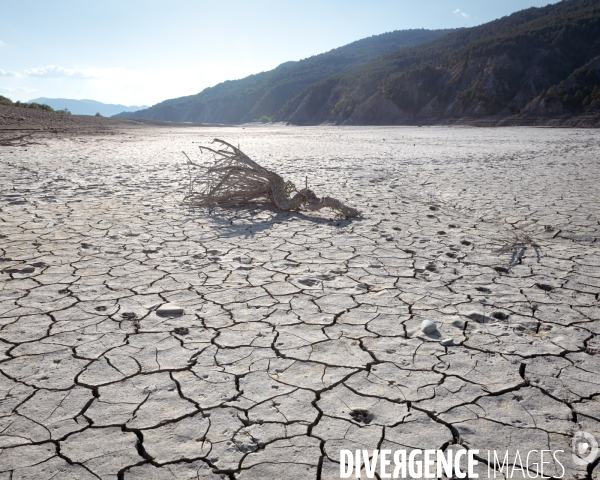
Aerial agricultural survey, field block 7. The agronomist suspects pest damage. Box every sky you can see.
[0,0,559,107]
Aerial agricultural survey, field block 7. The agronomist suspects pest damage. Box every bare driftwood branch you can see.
[0,130,49,147]
[491,229,542,267]
[0,132,34,146]
[183,139,360,218]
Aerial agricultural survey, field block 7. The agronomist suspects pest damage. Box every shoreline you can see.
[3,105,599,142]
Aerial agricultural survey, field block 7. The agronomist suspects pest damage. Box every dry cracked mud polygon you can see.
[0,126,599,479]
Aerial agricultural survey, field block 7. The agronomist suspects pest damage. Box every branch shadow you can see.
[181,204,362,239]
[492,229,543,270]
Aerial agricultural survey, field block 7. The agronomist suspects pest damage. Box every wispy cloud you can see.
[0,69,21,78]
[24,65,103,79]
[1,86,36,93]
[454,8,471,19]
[0,40,5,47]
[1,65,206,105]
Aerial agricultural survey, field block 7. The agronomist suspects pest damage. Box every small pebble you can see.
[421,320,437,334]
[157,303,184,316]
[440,338,455,346]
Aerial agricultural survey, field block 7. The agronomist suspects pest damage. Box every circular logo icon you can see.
[572,431,598,466]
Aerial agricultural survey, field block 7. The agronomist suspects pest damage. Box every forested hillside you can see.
[113,29,452,123]
[277,0,600,124]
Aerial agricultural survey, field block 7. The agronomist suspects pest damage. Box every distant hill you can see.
[276,0,600,125]
[28,98,148,117]
[113,28,454,123]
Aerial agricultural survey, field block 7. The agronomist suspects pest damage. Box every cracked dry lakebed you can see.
[0,125,599,479]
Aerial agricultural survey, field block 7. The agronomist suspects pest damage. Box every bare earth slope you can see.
[0,104,215,138]
[1,125,599,479]
[0,104,221,148]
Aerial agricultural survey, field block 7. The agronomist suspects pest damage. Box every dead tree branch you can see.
[183,139,360,219]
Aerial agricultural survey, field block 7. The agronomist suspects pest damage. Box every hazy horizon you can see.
[1,0,559,106]
[26,97,149,116]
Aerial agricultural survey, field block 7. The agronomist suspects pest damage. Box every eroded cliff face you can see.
[277,49,600,126]
[346,94,410,125]
[521,55,600,118]
[282,84,338,126]
[278,50,566,125]
[521,96,565,116]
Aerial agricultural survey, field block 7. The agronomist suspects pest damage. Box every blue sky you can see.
[0,0,558,106]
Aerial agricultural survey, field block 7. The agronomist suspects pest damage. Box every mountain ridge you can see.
[113,28,454,123]
[29,98,148,117]
[276,0,600,125]
[114,0,600,126]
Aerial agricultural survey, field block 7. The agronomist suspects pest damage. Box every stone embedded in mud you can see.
[157,303,184,316]
[421,320,437,334]
[441,338,455,346]
[298,278,319,287]
[467,312,493,324]
[349,408,373,424]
